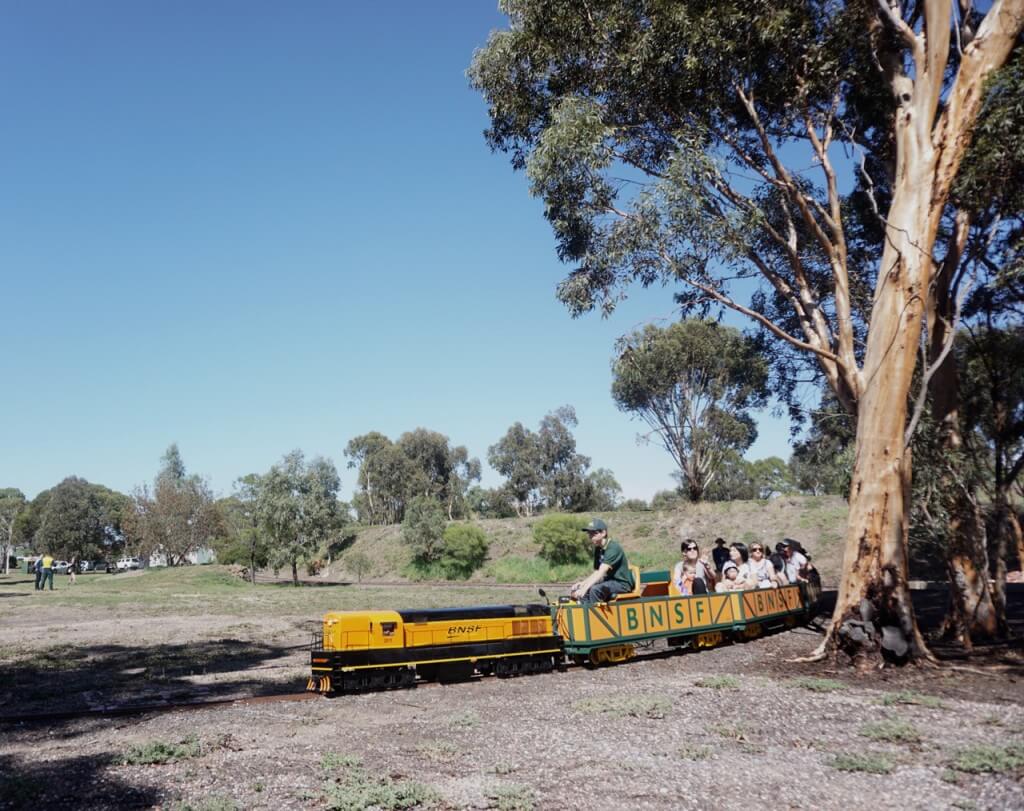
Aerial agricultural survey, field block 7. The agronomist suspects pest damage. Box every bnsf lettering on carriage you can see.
[447,625,482,635]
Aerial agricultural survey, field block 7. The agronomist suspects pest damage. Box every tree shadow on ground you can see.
[0,751,162,811]
[0,637,307,726]
[0,578,35,587]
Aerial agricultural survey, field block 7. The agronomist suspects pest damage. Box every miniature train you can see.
[307,565,813,694]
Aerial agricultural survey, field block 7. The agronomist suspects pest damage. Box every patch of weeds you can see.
[487,782,535,811]
[940,769,960,784]
[828,752,894,774]
[321,752,362,771]
[952,801,977,811]
[880,690,944,709]
[632,523,653,538]
[572,694,672,719]
[711,722,756,742]
[859,719,921,744]
[790,677,847,693]
[981,714,1003,727]
[493,762,517,776]
[448,710,480,728]
[322,763,439,811]
[123,735,201,765]
[695,675,739,690]
[172,798,238,811]
[950,743,1024,774]
[677,743,713,761]
[416,740,460,760]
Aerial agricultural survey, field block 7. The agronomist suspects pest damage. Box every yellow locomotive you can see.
[308,568,811,694]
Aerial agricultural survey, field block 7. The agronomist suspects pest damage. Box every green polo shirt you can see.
[593,539,633,590]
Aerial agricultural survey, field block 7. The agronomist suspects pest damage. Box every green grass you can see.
[695,675,740,690]
[486,783,536,811]
[321,752,362,771]
[790,677,847,693]
[416,740,460,760]
[828,752,895,774]
[572,694,673,719]
[859,719,921,744]
[322,763,439,811]
[950,743,1024,774]
[123,736,202,765]
[880,690,945,709]
[483,556,582,584]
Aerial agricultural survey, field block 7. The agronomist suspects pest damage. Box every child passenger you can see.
[715,561,745,592]
[677,563,708,595]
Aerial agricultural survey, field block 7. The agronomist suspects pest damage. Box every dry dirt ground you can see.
[1,570,1023,811]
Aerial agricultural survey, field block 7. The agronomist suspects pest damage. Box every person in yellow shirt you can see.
[41,554,54,591]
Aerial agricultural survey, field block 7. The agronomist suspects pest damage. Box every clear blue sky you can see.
[1,1,799,503]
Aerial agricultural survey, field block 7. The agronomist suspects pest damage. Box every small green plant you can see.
[487,783,536,810]
[859,719,921,744]
[632,523,653,538]
[449,710,480,728]
[790,677,847,693]
[172,798,238,811]
[940,769,960,784]
[321,752,362,771]
[880,690,944,709]
[952,801,977,811]
[416,740,460,759]
[828,752,894,774]
[695,675,739,690]
[322,763,439,811]
[572,694,672,719]
[677,743,713,761]
[950,743,1024,774]
[493,761,517,775]
[123,736,202,765]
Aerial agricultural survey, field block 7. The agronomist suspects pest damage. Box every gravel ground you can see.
[2,578,1023,811]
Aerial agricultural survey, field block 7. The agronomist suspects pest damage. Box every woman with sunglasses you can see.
[747,543,780,588]
[673,539,715,594]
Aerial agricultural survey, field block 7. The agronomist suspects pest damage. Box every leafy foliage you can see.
[32,477,129,561]
[401,495,447,565]
[531,513,589,565]
[612,320,769,501]
[345,429,480,524]
[250,450,345,585]
[440,523,490,579]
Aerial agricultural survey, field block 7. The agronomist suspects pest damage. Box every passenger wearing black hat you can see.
[780,539,809,584]
[569,518,635,606]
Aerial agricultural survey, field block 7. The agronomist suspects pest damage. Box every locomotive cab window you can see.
[381,622,397,637]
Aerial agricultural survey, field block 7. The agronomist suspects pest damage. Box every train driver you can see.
[570,518,635,606]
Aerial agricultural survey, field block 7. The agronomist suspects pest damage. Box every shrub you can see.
[532,514,589,565]
[696,675,740,690]
[440,524,489,579]
[572,694,672,719]
[828,752,894,774]
[859,719,921,744]
[343,551,372,582]
[401,496,447,564]
[620,498,649,512]
[123,736,202,765]
[950,743,1024,774]
[632,523,653,538]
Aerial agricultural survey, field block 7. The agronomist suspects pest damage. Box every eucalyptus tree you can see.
[252,450,344,586]
[0,488,26,574]
[471,0,1024,664]
[612,320,769,501]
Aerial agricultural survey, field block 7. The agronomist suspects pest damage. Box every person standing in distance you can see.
[570,518,635,606]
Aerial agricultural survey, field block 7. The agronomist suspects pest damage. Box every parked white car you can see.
[116,557,141,571]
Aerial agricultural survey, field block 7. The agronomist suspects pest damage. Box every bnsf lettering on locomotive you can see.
[448,624,482,635]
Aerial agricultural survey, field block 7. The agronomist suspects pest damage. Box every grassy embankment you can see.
[337,495,848,586]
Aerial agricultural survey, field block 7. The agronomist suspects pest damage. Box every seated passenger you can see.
[715,561,744,592]
[728,542,753,586]
[677,562,708,595]
[748,543,779,588]
[769,551,788,584]
[780,538,809,584]
[673,539,715,593]
[569,518,635,606]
